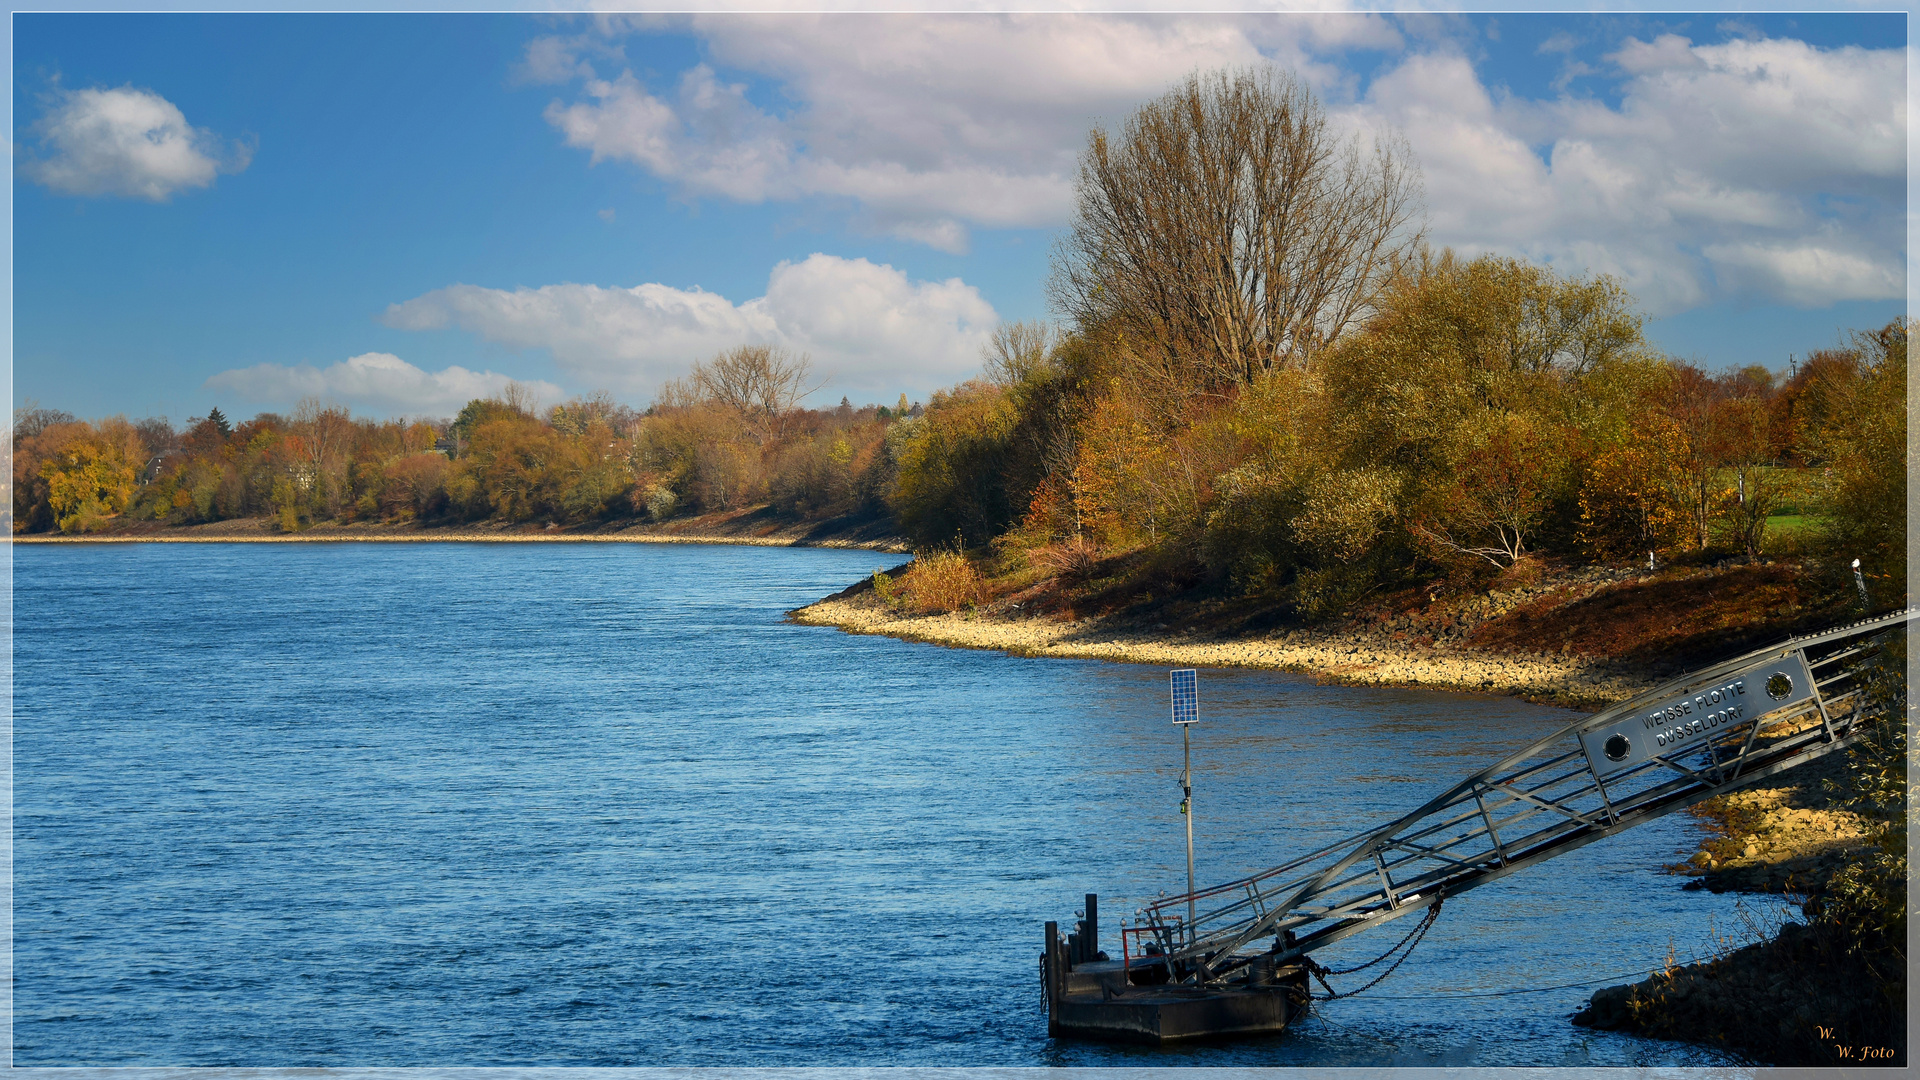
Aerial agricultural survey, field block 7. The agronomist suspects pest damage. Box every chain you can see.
[1302,898,1442,1000]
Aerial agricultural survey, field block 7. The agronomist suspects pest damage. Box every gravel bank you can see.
[1673,751,1876,895]
[793,594,1658,705]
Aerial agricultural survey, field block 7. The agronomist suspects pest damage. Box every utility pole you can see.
[1182,723,1194,937]
[1170,669,1198,943]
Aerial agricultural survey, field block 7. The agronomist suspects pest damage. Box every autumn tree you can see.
[13,402,76,440]
[982,321,1058,389]
[889,381,1019,545]
[1313,251,1646,576]
[288,398,356,519]
[1070,387,1168,547]
[1050,66,1422,406]
[449,397,524,457]
[551,390,636,438]
[1711,378,1786,559]
[1804,320,1907,596]
[1409,415,1570,568]
[1578,433,1685,561]
[26,418,146,533]
[1659,365,1729,552]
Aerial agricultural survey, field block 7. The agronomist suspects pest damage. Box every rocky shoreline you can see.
[1671,752,1875,894]
[792,591,1659,707]
[1573,915,1902,1066]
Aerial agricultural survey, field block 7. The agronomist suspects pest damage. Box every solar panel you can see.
[1170,668,1198,725]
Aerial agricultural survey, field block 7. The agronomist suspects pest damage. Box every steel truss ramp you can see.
[1132,608,1915,986]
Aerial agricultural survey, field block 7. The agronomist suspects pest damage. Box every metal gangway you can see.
[1130,608,1913,987]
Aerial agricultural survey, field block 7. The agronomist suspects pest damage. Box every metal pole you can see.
[1183,723,1195,942]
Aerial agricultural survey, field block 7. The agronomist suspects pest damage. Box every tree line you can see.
[889,264,1905,614]
[880,67,1906,613]
[12,345,923,536]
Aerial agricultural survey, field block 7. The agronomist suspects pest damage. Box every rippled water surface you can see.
[15,542,1755,1066]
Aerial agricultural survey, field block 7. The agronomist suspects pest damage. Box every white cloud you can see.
[383,253,999,401]
[534,18,1898,317]
[515,35,598,85]
[204,352,564,418]
[537,14,1399,250]
[22,85,251,201]
[1537,30,1579,54]
[1702,238,1903,306]
[1353,34,1903,313]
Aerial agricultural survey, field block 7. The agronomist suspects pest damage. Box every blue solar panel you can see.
[1170,668,1198,724]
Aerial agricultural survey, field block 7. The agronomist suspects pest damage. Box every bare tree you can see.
[982,321,1058,388]
[685,345,822,443]
[1050,66,1422,401]
[13,400,76,442]
[291,397,355,514]
[502,381,542,417]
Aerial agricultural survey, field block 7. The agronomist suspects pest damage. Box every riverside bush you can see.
[900,551,981,614]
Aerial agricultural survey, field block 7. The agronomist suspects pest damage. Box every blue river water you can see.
[13,542,1761,1066]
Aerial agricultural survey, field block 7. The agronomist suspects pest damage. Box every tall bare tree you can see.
[1050,67,1422,402]
[678,344,822,444]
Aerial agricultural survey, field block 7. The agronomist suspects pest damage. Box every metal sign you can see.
[1170,669,1198,724]
[1579,651,1817,776]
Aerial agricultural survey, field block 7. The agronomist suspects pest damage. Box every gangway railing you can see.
[1132,608,1913,986]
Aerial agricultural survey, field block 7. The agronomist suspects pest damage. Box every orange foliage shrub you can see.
[901,551,981,614]
[1578,432,1686,560]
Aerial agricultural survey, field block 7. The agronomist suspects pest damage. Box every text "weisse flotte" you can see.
[1639,680,1748,748]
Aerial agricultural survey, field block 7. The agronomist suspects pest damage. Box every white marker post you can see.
[1170,669,1199,943]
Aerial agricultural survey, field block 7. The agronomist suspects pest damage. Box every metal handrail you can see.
[1132,608,1913,984]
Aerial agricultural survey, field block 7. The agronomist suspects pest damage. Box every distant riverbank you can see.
[11,506,913,553]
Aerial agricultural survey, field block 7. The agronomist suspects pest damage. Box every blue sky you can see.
[11,11,1908,422]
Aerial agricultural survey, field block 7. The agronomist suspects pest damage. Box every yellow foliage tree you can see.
[1578,428,1686,561]
[1070,386,1169,548]
[38,419,143,534]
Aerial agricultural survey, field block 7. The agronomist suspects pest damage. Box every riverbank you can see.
[12,505,912,552]
[1673,751,1875,895]
[1573,914,1903,1065]
[792,557,1848,707]
[795,589,1658,706]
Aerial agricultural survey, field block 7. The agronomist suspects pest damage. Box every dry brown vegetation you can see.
[1467,561,1851,669]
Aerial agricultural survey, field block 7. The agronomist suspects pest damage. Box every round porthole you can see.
[1766,673,1793,700]
[1604,733,1631,761]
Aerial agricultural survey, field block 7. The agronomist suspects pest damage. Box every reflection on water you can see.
[15,542,1744,1066]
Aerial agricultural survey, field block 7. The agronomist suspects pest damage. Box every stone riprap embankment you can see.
[1573,919,1902,1065]
[793,595,1657,705]
[1677,770,1876,895]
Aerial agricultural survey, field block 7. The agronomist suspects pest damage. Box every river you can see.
[13,542,1760,1066]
